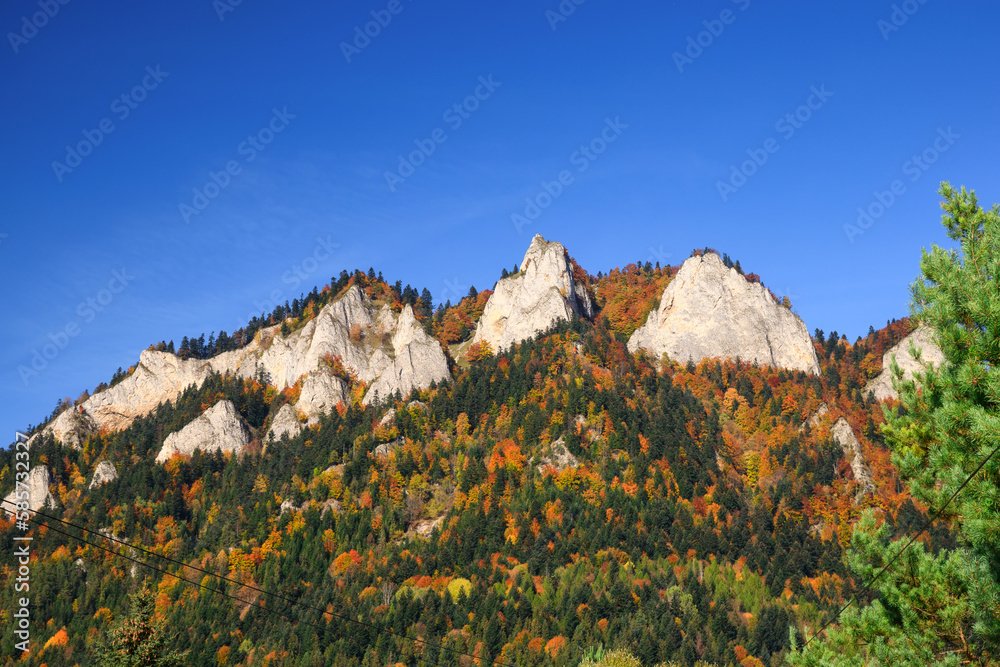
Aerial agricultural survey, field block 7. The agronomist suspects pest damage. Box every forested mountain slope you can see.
[0,247,949,667]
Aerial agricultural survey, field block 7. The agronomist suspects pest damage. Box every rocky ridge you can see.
[864,326,945,401]
[36,286,450,450]
[470,235,593,353]
[628,253,820,374]
[531,436,579,472]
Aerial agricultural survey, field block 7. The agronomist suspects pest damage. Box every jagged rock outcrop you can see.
[299,370,349,416]
[266,404,304,442]
[470,235,592,352]
[865,326,945,401]
[38,286,450,449]
[800,403,829,431]
[414,515,445,538]
[378,408,397,428]
[88,461,118,489]
[374,438,404,458]
[280,497,341,518]
[34,340,267,449]
[363,306,451,405]
[155,401,250,463]
[628,253,820,374]
[532,437,579,472]
[3,466,56,516]
[265,369,350,442]
[830,418,875,499]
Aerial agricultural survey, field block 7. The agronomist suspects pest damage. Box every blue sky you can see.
[2,0,998,437]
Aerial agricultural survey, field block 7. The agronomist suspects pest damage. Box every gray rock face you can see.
[3,466,55,516]
[864,326,945,401]
[40,409,96,450]
[265,368,349,442]
[471,235,592,352]
[280,497,342,518]
[830,418,875,499]
[36,342,266,449]
[299,370,348,415]
[155,400,250,463]
[363,306,451,405]
[88,461,118,489]
[374,438,404,458]
[39,286,450,448]
[266,403,303,442]
[414,515,445,538]
[628,253,820,374]
[532,436,579,472]
[800,403,829,431]
[377,408,397,428]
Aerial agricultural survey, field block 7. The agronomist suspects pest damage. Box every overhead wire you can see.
[1,498,515,667]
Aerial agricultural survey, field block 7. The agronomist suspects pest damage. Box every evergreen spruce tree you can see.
[93,586,187,666]
[789,183,1000,665]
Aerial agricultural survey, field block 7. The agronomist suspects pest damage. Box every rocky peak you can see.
[155,400,251,463]
[470,235,592,352]
[864,326,945,401]
[628,253,820,374]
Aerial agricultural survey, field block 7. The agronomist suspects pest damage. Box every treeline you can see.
[141,269,438,363]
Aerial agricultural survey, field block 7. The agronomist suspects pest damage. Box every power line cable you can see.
[21,512,443,667]
[2,499,511,667]
[802,437,1000,649]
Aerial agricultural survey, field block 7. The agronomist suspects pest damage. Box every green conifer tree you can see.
[789,183,1000,665]
[93,586,187,666]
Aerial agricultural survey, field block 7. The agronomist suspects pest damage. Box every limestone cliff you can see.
[830,418,875,499]
[155,400,250,463]
[364,306,451,405]
[266,404,304,442]
[628,253,820,374]
[38,286,450,449]
[470,235,592,352]
[265,370,348,442]
[864,326,945,401]
[88,461,118,489]
[3,466,56,516]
